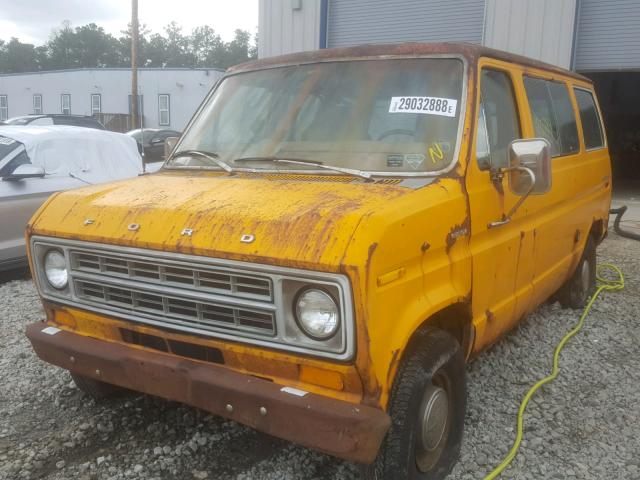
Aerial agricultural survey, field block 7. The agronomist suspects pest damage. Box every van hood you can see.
[30,172,412,271]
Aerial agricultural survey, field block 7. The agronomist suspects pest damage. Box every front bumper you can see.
[26,322,390,464]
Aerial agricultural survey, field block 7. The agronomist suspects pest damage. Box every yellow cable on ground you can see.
[483,263,625,480]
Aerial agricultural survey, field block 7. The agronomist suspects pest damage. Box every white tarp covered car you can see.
[0,126,144,271]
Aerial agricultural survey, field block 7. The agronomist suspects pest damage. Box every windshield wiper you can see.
[234,156,372,181]
[169,150,234,174]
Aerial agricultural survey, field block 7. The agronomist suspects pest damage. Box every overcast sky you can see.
[0,0,259,44]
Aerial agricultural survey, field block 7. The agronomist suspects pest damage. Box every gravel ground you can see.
[1,233,638,480]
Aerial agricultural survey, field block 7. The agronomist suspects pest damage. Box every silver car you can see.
[0,126,143,271]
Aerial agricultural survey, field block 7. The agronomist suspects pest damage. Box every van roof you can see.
[230,42,590,83]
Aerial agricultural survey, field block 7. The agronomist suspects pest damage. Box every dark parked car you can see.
[126,128,181,161]
[0,114,105,130]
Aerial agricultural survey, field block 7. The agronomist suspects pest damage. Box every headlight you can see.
[44,250,68,289]
[295,288,340,340]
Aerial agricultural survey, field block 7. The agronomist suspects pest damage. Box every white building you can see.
[0,68,224,131]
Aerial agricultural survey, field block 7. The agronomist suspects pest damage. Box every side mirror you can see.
[2,164,45,181]
[508,138,552,195]
[164,137,179,159]
[488,138,551,229]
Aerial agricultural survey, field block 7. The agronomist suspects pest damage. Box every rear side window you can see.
[524,77,579,156]
[574,89,604,150]
[476,69,521,169]
[0,138,30,177]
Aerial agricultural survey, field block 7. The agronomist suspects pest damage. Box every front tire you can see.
[367,328,466,480]
[71,373,126,399]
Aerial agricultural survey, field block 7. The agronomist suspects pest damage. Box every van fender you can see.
[380,291,472,407]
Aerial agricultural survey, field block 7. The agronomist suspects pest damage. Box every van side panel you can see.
[518,74,611,308]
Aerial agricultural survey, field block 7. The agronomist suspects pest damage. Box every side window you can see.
[476,69,521,169]
[574,89,604,150]
[524,77,579,156]
[30,117,54,126]
[0,149,31,177]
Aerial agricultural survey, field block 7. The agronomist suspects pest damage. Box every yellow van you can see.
[25,43,610,479]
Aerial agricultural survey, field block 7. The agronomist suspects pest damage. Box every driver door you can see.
[466,63,535,353]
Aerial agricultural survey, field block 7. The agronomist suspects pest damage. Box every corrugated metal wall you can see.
[258,0,322,58]
[574,0,640,71]
[483,0,577,69]
[327,0,485,48]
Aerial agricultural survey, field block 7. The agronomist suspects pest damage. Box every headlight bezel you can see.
[294,287,341,341]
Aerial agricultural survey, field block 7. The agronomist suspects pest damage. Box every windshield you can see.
[5,117,32,125]
[128,129,159,144]
[168,58,465,175]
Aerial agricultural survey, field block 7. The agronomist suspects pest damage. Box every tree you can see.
[0,38,38,73]
[221,29,257,68]
[0,22,257,73]
[72,24,120,68]
[45,21,76,69]
[190,26,224,68]
[163,22,195,67]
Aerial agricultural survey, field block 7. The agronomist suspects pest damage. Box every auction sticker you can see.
[389,96,457,117]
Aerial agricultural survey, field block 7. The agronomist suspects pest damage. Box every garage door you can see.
[574,0,640,71]
[327,0,485,48]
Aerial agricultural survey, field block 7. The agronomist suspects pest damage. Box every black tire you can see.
[557,236,596,309]
[70,373,125,399]
[367,328,466,480]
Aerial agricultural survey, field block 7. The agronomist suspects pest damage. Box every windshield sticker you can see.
[387,154,404,167]
[389,96,458,117]
[0,137,16,145]
[428,143,444,164]
[406,154,425,170]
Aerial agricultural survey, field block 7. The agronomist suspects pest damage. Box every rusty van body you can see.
[25,43,611,479]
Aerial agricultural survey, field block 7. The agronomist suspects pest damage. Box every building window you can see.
[158,94,170,126]
[91,94,101,115]
[33,94,43,114]
[128,94,144,115]
[0,95,7,121]
[61,94,71,115]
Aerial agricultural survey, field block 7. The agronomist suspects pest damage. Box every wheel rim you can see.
[415,381,450,472]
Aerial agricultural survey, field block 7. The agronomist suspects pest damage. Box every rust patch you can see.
[26,323,390,464]
[386,349,401,388]
[486,309,495,323]
[445,216,471,254]
[229,42,590,84]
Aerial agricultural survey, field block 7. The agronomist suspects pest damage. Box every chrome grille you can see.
[32,237,354,360]
[74,279,276,336]
[70,251,272,301]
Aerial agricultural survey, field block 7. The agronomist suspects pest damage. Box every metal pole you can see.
[131,0,145,172]
[131,0,139,132]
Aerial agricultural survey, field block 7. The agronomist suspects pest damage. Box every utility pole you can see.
[131,0,139,131]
